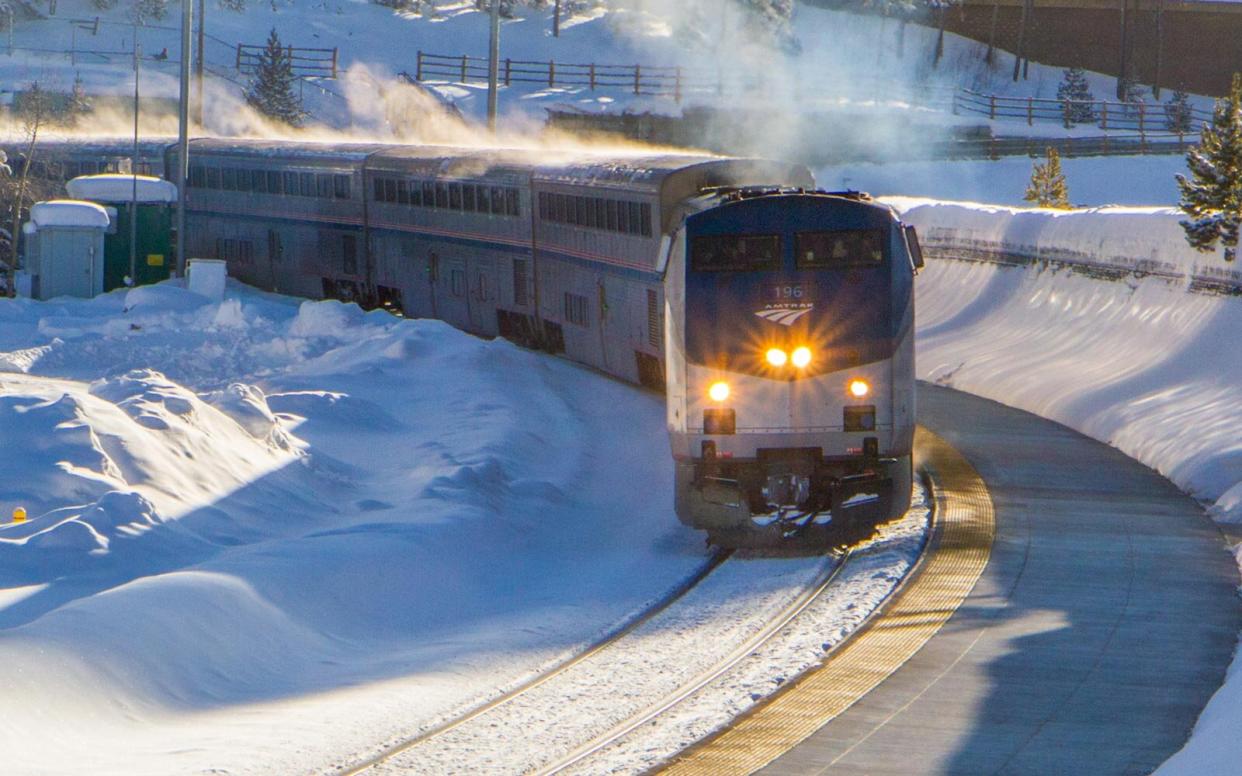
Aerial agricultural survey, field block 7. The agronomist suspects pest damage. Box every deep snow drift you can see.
[0,283,718,775]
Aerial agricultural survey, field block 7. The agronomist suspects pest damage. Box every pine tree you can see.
[1176,73,1242,262]
[1024,147,1070,208]
[1056,67,1095,126]
[65,73,92,126]
[1164,87,1193,134]
[245,29,305,127]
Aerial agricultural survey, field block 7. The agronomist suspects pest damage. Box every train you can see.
[25,137,923,547]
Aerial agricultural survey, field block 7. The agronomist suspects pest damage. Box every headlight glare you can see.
[708,381,730,402]
[848,379,870,398]
[765,348,788,367]
[791,346,812,369]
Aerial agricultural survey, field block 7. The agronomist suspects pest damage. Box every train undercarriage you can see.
[674,449,913,548]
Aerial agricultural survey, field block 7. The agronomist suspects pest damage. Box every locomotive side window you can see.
[691,234,781,272]
[795,230,885,268]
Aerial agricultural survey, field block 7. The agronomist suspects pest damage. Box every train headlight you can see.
[708,381,731,402]
[765,348,788,367]
[791,347,812,369]
[848,379,870,398]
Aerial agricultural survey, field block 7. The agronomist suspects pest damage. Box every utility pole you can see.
[553,0,560,37]
[131,31,140,286]
[487,0,499,132]
[1012,0,1029,81]
[1153,0,1164,99]
[175,0,191,277]
[1117,0,1129,99]
[195,0,204,126]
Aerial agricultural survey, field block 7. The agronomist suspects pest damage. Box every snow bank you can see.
[29,200,111,230]
[888,196,1242,294]
[897,197,1242,525]
[66,175,177,205]
[0,282,706,775]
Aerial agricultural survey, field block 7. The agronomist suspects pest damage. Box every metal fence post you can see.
[504,58,511,87]
[1027,96,1032,126]
[589,62,595,91]
[549,60,555,88]
[1138,102,1145,141]
[1101,101,1108,131]
[460,53,467,82]
[989,94,995,120]
[415,50,422,81]
[634,64,641,95]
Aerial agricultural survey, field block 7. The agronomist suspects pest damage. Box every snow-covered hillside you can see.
[3,0,1184,152]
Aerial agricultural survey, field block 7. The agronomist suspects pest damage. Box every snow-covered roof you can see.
[67,174,178,204]
[30,200,111,230]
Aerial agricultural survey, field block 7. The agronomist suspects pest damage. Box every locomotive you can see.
[39,137,921,546]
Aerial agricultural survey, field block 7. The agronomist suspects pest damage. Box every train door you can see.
[468,256,499,336]
[437,255,471,331]
[596,273,630,378]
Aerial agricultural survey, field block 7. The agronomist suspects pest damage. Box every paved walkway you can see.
[759,383,1240,776]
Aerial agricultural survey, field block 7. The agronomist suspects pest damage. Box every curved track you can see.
[662,383,1241,776]
[337,549,733,776]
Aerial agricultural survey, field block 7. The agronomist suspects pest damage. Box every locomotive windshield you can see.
[691,234,781,272]
[795,229,885,268]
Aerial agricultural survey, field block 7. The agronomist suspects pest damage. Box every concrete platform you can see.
[755,384,1241,776]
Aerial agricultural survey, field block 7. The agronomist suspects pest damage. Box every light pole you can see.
[487,0,499,133]
[175,0,191,277]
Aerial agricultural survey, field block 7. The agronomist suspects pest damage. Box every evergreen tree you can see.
[1056,67,1095,126]
[65,73,92,126]
[1164,87,1193,134]
[245,29,305,127]
[1024,147,1070,208]
[1176,73,1242,261]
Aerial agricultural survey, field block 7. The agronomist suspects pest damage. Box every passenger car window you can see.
[690,234,781,272]
[795,230,885,268]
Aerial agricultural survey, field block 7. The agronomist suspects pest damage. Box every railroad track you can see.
[338,493,931,775]
[337,547,734,775]
[531,549,854,776]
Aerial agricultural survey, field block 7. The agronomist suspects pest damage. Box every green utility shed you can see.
[66,174,177,291]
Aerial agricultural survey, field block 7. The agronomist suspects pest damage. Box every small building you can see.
[66,174,177,291]
[22,200,111,300]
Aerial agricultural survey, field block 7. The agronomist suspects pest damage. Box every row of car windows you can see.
[188,166,352,199]
[538,192,653,237]
[372,176,522,218]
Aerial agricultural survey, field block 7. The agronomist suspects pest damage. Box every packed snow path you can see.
[755,384,1240,776]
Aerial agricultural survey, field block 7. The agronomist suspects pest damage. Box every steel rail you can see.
[337,547,734,776]
[530,547,853,776]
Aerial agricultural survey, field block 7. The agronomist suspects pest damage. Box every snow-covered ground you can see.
[0,284,726,775]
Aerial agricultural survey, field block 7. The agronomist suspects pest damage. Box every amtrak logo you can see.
[755,306,813,326]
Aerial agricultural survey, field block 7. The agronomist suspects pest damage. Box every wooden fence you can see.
[236,43,338,79]
[414,51,719,101]
[952,88,1212,138]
